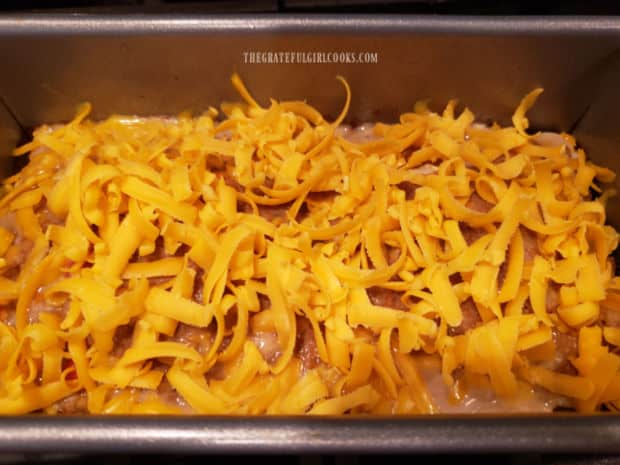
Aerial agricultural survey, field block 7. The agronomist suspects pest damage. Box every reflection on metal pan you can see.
[1,14,620,453]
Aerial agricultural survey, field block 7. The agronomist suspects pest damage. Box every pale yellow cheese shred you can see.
[0,75,618,415]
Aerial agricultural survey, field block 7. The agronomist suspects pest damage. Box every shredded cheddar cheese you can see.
[0,75,619,415]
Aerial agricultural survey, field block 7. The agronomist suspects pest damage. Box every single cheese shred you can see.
[0,75,619,414]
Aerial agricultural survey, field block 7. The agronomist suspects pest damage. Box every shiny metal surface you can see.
[0,97,21,176]
[0,15,619,129]
[1,14,620,453]
[0,415,619,453]
[0,14,619,35]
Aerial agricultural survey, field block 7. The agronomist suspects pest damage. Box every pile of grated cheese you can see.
[0,74,619,414]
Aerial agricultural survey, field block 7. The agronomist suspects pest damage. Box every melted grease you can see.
[415,355,568,413]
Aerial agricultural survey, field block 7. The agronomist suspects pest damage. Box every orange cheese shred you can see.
[0,75,618,415]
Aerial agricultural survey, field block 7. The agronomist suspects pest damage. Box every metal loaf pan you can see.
[0,14,620,454]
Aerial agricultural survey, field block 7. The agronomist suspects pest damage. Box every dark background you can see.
[1,0,620,14]
[0,1,618,464]
[3,453,620,465]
